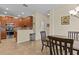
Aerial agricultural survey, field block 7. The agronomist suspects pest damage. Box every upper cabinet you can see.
[0,16,33,29]
[22,16,33,27]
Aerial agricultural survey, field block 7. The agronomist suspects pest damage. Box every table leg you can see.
[49,41,52,55]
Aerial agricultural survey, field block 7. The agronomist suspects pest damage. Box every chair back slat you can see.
[55,40,59,55]
[70,42,73,55]
[68,31,79,40]
[60,42,63,55]
[64,42,67,55]
[48,36,74,55]
[52,40,56,55]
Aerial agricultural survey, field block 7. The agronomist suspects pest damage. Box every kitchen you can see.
[0,16,33,43]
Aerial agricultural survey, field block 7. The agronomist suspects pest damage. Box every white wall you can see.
[50,4,79,36]
[33,12,48,40]
[48,9,54,35]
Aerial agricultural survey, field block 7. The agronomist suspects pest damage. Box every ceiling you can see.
[0,4,62,17]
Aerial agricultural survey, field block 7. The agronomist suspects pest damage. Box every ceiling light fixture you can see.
[6,8,9,10]
[75,6,79,12]
[17,15,21,17]
[69,6,79,18]
[21,12,24,15]
[69,9,77,15]
[4,11,7,14]
[47,14,50,16]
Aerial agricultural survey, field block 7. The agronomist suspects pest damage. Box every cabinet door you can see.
[1,31,6,39]
[26,19,32,27]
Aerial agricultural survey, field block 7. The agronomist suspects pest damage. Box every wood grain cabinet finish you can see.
[1,31,7,39]
[0,16,33,40]
[14,31,17,42]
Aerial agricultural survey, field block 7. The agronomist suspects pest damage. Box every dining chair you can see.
[68,31,79,40]
[48,36,74,55]
[40,31,49,51]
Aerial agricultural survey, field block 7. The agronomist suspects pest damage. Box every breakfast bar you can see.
[17,29,34,43]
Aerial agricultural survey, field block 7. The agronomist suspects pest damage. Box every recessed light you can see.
[4,12,7,14]
[14,17,18,19]
[48,14,50,15]
[17,15,21,17]
[6,8,9,10]
[21,12,24,15]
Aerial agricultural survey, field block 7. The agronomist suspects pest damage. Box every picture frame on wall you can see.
[61,15,70,25]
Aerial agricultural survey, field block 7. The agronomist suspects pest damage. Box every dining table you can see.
[48,35,79,55]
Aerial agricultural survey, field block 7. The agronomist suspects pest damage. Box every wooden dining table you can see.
[48,35,79,55]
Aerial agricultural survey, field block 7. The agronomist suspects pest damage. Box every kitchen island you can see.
[17,29,34,43]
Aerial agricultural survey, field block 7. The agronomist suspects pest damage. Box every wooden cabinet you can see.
[0,16,33,28]
[14,20,20,27]
[14,31,17,42]
[21,16,33,27]
[26,19,33,27]
[0,16,33,40]
[1,31,7,39]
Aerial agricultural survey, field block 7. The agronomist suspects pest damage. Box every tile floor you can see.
[0,38,50,55]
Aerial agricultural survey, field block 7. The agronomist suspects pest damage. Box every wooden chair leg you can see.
[68,48,70,53]
[41,45,44,52]
[77,50,79,55]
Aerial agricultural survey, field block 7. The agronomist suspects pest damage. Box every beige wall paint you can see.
[50,4,79,36]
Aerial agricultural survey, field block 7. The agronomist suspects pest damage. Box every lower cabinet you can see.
[1,31,7,39]
[1,30,17,41]
[14,31,17,42]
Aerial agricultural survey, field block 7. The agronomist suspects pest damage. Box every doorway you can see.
[6,23,14,39]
